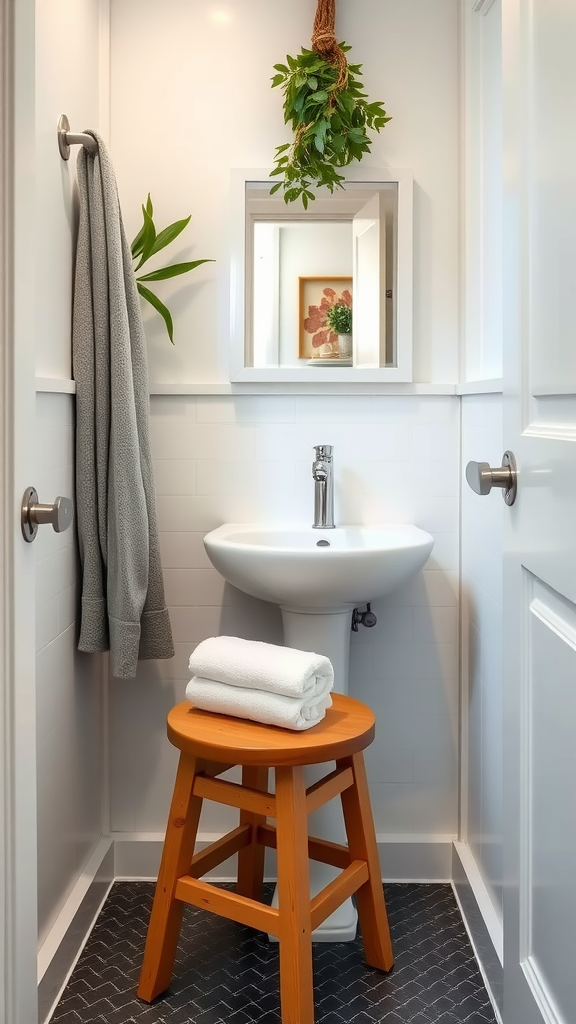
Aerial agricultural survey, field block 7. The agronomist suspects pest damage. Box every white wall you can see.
[110,0,460,384]
[104,0,461,861]
[35,395,102,948]
[461,393,503,918]
[110,395,460,851]
[462,0,503,381]
[34,0,104,949]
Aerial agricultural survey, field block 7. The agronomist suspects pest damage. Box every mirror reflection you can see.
[246,182,398,370]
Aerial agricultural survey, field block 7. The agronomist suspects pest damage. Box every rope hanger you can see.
[311,0,348,91]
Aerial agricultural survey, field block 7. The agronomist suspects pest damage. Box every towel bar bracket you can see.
[57,114,98,160]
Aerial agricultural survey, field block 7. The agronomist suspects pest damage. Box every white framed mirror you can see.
[230,167,413,383]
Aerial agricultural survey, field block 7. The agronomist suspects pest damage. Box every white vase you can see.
[338,333,352,358]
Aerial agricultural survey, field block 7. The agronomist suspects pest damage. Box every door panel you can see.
[519,576,576,1023]
[503,0,576,1021]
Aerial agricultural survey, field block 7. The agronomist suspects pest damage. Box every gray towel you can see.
[73,131,174,678]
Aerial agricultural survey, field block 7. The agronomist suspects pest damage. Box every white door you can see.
[1,0,40,1020]
[502,1,576,1022]
[352,192,385,367]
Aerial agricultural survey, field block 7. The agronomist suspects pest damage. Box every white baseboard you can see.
[452,841,503,1021]
[113,831,455,882]
[38,838,114,1024]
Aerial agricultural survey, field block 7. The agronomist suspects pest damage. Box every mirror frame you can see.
[230,166,413,383]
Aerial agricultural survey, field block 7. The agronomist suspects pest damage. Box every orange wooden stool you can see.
[137,693,394,1024]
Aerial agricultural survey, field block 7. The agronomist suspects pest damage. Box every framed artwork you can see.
[298,276,353,359]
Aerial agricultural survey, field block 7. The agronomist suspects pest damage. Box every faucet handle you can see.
[313,444,333,459]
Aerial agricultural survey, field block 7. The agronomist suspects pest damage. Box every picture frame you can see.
[298,276,353,359]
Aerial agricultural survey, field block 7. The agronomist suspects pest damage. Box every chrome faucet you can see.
[312,445,335,529]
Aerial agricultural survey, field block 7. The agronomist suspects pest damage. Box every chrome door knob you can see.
[21,487,74,542]
[465,451,518,505]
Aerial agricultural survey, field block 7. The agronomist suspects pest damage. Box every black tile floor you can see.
[50,881,497,1024]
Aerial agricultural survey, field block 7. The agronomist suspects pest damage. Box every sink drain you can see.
[316,539,330,547]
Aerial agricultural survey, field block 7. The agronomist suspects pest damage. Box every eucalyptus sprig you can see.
[131,195,213,344]
[270,44,391,207]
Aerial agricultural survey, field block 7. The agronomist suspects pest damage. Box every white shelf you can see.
[35,377,76,394]
[455,378,503,395]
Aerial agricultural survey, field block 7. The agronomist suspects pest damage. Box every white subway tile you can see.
[153,459,197,495]
[156,494,228,533]
[296,395,373,423]
[159,531,212,569]
[413,606,458,645]
[196,460,293,498]
[36,599,59,653]
[36,545,75,605]
[150,396,196,420]
[57,584,77,634]
[414,496,459,534]
[163,567,228,607]
[364,739,413,784]
[196,395,296,423]
[368,783,416,834]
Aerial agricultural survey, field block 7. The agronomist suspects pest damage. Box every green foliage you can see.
[271,44,391,207]
[325,302,352,334]
[131,194,214,344]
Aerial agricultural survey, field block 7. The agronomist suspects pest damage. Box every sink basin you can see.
[204,523,434,611]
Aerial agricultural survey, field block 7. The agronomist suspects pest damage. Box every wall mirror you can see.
[230,167,413,383]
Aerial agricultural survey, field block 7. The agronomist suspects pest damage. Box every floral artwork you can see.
[299,277,353,358]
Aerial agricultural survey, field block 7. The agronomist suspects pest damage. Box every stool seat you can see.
[138,692,394,1024]
[168,692,375,766]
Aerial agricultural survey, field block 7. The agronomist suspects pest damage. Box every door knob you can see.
[21,487,74,542]
[465,451,517,505]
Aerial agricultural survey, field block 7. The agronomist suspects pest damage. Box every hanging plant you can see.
[131,195,213,344]
[270,0,391,207]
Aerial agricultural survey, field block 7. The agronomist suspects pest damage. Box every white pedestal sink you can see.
[203,523,434,941]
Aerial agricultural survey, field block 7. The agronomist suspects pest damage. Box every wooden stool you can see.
[137,693,394,1024]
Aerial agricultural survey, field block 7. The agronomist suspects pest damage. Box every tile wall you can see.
[110,394,460,844]
[461,394,504,917]
[35,393,102,948]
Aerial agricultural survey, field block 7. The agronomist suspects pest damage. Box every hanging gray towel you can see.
[73,131,174,678]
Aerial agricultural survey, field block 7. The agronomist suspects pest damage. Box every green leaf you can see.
[309,90,328,104]
[308,76,318,91]
[148,215,191,257]
[137,283,174,344]
[136,259,213,283]
[131,214,148,259]
[145,193,153,217]
[269,181,283,195]
[271,74,284,88]
[273,63,289,73]
[133,206,157,270]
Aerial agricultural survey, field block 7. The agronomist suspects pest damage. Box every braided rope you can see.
[311,0,347,90]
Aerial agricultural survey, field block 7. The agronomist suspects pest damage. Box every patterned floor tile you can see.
[50,882,497,1024]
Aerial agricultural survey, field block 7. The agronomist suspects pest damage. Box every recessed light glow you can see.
[209,8,232,27]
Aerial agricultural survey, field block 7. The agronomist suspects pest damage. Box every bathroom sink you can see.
[204,523,434,611]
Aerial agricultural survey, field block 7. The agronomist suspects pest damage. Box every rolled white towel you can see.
[185,675,332,731]
[188,636,334,701]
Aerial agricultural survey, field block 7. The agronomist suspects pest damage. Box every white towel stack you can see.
[185,635,334,731]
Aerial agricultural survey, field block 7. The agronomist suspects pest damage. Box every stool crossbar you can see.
[137,694,394,1024]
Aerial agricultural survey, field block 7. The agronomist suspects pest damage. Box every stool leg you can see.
[137,752,203,1002]
[237,766,268,901]
[338,752,394,972]
[275,765,314,1024]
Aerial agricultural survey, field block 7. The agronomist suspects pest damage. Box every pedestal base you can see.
[270,606,357,943]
